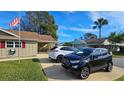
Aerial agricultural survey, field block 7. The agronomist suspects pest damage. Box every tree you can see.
[108,32,116,43]
[84,33,97,40]
[63,42,73,46]
[19,11,58,40]
[108,32,124,43]
[93,17,108,38]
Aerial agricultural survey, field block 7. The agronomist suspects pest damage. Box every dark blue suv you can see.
[61,48,113,79]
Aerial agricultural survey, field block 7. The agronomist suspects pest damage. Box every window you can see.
[6,41,22,48]
[101,49,108,55]
[92,49,101,58]
[60,47,70,51]
[81,48,94,56]
[60,47,78,51]
[7,41,14,48]
[15,41,22,48]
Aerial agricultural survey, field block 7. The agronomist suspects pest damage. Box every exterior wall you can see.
[103,39,111,45]
[0,40,37,58]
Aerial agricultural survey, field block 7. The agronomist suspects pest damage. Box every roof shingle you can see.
[0,29,55,42]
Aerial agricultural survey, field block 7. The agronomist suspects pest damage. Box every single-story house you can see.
[0,28,55,58]
[72,38,124,52]
[71,39,86,48]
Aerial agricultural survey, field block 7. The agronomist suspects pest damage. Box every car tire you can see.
[79,67,90,79]
[56,55,63,63]
[106,62,113,72]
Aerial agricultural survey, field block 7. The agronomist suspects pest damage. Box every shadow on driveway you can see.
[43,65,79,80]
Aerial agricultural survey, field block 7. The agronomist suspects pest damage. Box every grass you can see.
[115,75,124,81]
[0,59,48,81]
[112,52,124,58]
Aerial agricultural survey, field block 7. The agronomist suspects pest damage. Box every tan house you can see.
[0,28,55,58]
[72,38,124,52]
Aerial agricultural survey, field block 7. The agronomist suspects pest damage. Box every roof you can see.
[8,30,38,41]
[0,29,55,42]
[38,35,55,42]
[85,38,107,44]
[72,39,86,45]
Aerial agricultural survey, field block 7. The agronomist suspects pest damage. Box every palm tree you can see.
[93,17,108,38]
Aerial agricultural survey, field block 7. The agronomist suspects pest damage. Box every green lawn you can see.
[112,52,124,58]
[0,59,48,81]
[115,75,124,81]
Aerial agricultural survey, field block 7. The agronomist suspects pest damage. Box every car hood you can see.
[64,53,82,60]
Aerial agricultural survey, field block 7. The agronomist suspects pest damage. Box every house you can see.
[85,38,110,47]
[85,38,124,52]
[71,39,86,48]
[72,38,124,52]
[0,28,55,58]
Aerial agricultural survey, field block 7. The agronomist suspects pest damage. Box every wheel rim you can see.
[81,68,89,79]
[57,56,62,63]
[108,63,112,71]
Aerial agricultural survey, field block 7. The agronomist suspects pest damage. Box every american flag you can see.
[9,17,20,27]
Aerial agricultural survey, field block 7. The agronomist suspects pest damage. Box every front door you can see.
[90,49,103,71]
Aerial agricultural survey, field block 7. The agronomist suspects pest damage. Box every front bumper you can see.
[61,63,81,75]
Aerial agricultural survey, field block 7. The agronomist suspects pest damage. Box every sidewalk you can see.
[0,54,48,62]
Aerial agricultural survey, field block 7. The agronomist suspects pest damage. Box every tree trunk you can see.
[99,27,101,38]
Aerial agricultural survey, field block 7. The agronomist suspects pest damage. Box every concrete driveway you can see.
[38,54,124,81]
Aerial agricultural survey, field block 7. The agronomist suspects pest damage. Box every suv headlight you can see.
[70,60,80,63]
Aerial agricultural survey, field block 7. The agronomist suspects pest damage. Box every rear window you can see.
[50,46,58,51]
[60,47,79,52]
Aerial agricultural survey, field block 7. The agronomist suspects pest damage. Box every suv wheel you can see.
[56,55,63,63]
[80,67,90,79]
[106,62,113,72]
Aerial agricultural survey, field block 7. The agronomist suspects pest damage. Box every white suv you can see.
[49,46,79,62]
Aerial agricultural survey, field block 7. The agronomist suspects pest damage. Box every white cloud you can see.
[57,30,71,37]
[59,25,98,33]
[64,11,76,14]
[59,25,68,30]
[88,11,124,31]
[69,27,98,32]
[78,24,84,27]
[58,33,71,37]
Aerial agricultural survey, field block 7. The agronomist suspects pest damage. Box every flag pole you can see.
[18,12,21,63]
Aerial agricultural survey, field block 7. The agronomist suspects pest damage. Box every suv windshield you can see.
[78,48,94,56]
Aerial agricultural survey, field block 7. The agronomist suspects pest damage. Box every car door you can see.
[100,49,109,66]
[90,49,103,71]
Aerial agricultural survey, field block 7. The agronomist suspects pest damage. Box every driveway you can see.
[38,54,124,81]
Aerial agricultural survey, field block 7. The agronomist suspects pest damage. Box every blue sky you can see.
[0,11,124,42]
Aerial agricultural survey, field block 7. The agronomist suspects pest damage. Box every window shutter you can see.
[0,41,5,48]
[22,41,26,48]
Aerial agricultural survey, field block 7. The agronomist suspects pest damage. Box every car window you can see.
[60,47,78,51]
[101,49,108,55]
[93,49,101,56]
